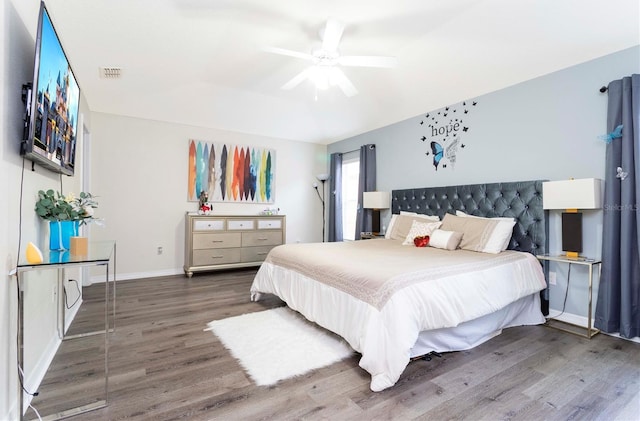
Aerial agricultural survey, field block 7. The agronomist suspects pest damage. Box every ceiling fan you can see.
[265,18,398,97]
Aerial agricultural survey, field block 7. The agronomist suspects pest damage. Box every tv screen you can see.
[22,1,80,176]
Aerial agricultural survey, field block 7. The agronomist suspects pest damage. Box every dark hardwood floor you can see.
[28,269,640,420]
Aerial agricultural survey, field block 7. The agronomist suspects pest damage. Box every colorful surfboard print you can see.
[220,145,227,200]
[232,146,240,201]
[188,140,196,200]
[259,150,267,202]
[265,151,272,201]
[249,148,257,201]
[202,143,209,196]
[195,142,203,199]
[226,146,234,201]
[236,148,246,200]
[207,143,215,200]
[243,147,251,201]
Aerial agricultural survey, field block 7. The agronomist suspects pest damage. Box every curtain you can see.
[594,74,640,339]
[355,144,377,239]
[328,153,343,242]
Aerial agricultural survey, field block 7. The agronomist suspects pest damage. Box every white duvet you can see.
[250,240,546,391]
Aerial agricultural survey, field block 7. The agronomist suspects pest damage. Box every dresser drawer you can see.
[193,219,225,231]
[257,219,282,229]
[241,246,275,263]
[193,233,241,249]
[192,248,241,266]
[241,231,282,247]
[227,219,255,230]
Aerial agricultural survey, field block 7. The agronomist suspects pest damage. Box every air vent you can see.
[100,67,122,79]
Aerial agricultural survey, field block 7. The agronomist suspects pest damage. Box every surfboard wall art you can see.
[187,139,275,203]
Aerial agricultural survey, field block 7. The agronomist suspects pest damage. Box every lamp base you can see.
[372,209,381,235]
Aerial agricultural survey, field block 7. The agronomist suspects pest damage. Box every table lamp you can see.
[363,191,390,235]
[542,178,601,258]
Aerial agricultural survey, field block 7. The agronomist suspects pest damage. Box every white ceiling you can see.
[40,0,639,144]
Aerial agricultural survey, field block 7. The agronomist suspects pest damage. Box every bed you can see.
[250,180,549,392]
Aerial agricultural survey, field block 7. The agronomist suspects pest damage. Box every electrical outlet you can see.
[157,246,163,255]
[549,271,557,285]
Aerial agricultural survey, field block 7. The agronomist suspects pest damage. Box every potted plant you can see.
[35,189,99,250]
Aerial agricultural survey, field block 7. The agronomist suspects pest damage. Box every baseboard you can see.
[546,310,589,327]
[547,309,640,343]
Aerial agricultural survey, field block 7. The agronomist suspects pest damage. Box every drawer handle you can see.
[257,237,268,241]
[257,252,268,255]
[211,240,224,243]
[211,255,224,259]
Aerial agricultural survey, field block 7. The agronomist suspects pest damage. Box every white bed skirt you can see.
[410,293,544,357]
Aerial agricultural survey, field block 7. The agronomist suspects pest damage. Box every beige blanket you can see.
[265,240,533,310]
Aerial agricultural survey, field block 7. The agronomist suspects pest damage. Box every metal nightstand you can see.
[536,254,602,339]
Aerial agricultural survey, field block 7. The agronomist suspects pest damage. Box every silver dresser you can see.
[184,213,285,277]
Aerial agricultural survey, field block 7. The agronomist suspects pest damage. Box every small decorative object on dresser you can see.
[184,213,286,277]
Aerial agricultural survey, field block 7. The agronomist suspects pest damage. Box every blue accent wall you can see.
[328,45,640,319]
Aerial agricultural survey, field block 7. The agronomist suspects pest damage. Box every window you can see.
[341,156,360,241]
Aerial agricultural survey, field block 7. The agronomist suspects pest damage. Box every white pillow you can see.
[402,220,442,245]
[384,214,398,239]
[455,210,516,252]
[429,229,464,250]
[401,211,440,221]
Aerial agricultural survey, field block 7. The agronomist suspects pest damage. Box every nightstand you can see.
[536,254,602,339]
[360,232,384,240]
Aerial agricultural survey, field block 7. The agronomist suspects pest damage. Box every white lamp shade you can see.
[363,191,390,209]
[542,178,602,210]
[316,173,329,181]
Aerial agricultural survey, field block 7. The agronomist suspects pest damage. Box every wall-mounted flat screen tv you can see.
[22,1,80,176]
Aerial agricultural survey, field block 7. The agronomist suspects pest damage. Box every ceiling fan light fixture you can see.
[309,66,329,90]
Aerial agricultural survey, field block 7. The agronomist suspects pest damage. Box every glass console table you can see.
[15,241,116,420]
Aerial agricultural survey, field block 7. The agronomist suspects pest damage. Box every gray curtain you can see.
[355,144,377,239]
[595,74,640,339]
[328,153,343,242]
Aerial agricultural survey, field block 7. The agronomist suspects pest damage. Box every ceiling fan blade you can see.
[321,18,344,53]
[338,55,398,68]
[281,67,312,90]
[328,67,358,97]
[264,46,314,61]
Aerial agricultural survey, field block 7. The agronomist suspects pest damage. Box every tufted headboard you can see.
[391,180,548,257]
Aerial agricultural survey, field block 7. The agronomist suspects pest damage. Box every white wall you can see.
[328,46,640,322]
[2,1,89,418]
[89,112,327,280]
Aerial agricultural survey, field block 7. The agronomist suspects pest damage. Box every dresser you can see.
[184,214,285,277]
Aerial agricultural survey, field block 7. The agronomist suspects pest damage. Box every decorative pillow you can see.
[413,236,430,247]
[440,213,506,253]
[429,229,463,250]
[455,211,516,252]
[389,214,441,241]
[402,220,442,245]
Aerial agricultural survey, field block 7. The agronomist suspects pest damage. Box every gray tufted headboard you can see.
[392,180,549,314]
[391,180,548,256]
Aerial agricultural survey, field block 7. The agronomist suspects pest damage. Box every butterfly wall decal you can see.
[598,125,623,143]
[616,167,628,181]
[430,141,444,170]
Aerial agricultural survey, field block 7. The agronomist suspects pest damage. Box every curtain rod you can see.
[339,144,375,155]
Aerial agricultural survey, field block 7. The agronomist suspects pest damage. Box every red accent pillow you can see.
[413,235,430,247]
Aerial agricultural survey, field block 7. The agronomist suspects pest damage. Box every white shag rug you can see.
[205,306,354,386]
